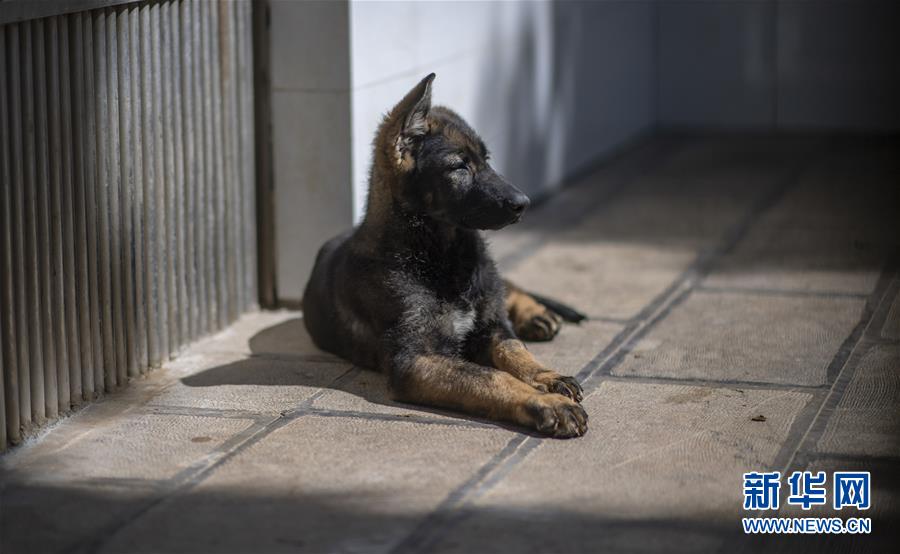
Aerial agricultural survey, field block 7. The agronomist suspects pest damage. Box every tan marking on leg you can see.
[504,280,562,341]
[393,355,587,437]
[491,337,584,403]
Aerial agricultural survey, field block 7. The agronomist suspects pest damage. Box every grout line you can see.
[389,144,817,554]
[802,450,900,467]
[496,138,679,272]
[773,261,898,477]
[63,415,279,554]
[579,160,810,388]
[582,315,635,325]
[867,276,900,341]
[712,260,899,554]
[144,401,497,430]
[145,404,273,420]
[695,284,870,300]
[578,283,692,386]
[388,435,530,554]
[7,475,165,491]
[305,408,496,429]
[602,374,828,392]
[70,366,359,554]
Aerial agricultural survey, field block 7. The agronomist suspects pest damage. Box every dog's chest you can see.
[449,306,476,339]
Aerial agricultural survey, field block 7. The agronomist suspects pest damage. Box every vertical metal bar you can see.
[210,1,228,330]
[106,8,127,385]
[58,15,83,407]
[252,0,273,308]
[83,14,105,395]
[192,2,212,335]
[33,18,60,419]
[46,16,71,413]
[117,7,137,378]
[198,2,218,332]
[140,3,160,369]
[240,0,257,310]
[0,25,23,445]
[22,22,48,422]
[93,10,114,392]
[222,0,240,320]
[234,0,248,313]
[70,14,95,400]
[0,312,5,450]
[129,6,147,374]
[160,1,178,355]
[181,0,199,342]
[218,0,236,322]
[172,1,189,349]
[9,24,33,429]
[151,3,170,360]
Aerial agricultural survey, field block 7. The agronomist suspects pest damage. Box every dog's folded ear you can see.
[381,73,435,171]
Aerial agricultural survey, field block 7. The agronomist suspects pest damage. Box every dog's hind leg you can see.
[391,354,587,438]
[503,279,586,342]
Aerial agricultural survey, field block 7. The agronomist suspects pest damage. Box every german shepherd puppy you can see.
[304,74,588,438]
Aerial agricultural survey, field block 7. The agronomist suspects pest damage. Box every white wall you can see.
[349,0,656,222]
[269,0,353,301]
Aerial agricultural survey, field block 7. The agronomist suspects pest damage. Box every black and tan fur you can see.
[303,74,588,437]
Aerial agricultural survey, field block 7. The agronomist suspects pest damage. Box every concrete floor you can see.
[2,135,899,553]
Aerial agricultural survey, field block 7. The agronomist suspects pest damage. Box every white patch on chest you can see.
[451,308,476,339]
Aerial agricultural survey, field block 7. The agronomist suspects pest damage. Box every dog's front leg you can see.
[490,332,584,403]
[390,354,588,438]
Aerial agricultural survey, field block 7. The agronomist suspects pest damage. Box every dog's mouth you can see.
[459,211,523,231]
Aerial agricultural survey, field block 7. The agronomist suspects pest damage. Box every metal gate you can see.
[0,0,257,450]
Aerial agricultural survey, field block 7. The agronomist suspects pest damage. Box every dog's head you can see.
[375,73,530,230]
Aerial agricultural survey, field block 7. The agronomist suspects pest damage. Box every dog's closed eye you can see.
[443,155,469,172]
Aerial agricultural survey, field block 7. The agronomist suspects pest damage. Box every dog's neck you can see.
[359,172,480,259]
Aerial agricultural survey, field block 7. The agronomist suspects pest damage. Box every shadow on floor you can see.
[3,477,898,554]
[179,317,550,434]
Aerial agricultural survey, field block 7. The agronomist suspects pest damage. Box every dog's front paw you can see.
[524,394,589,438]
[514,309,562,341]
[533,371,584,403]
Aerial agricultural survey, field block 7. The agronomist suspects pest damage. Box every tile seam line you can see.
[144,401,498,429]
[804,451,900,466]
[775,259,898,478]
[496,140,678,272]
[714,261,898,554]
[603,374,830,391]
[591,390,803,477]
[387,148,816,554]
[69,367,359,554]
[694,285,871,300]
[582,156,814,386]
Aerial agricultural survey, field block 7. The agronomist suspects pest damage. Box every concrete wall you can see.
[349,0,656,221]
[658,0,900,130]
[269,0,352,301]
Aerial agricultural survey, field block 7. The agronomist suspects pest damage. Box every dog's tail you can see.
[527,290,587,323]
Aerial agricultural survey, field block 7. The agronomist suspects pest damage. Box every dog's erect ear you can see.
[397,72,434,138]
[386,73,434,171]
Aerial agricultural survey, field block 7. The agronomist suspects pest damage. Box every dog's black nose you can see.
[507,192,530,215]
